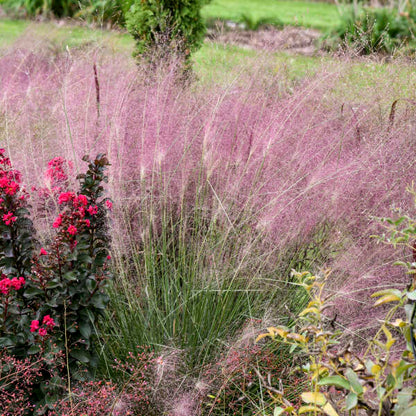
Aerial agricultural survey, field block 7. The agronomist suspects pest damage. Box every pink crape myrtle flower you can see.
[10,277,25,290]
[40,248,48,256]
[53,215,62,228]
[0,277,11,295]
[76,194,88,206]
[105,200,113,210]
[0,276,25,294]
[87,205,98,215]
[38,328,47,337]
[30,320,40,333]
[77,207,85,218]
[2,211,17,225]
[43,315,56,329]
[0,177,8,187]
[67,225,77,235]
[5,181,19,195]
[58,191,75,205]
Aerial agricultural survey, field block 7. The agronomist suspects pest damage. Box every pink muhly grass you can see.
[0,41,415,337]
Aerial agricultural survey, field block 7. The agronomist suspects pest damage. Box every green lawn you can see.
[0,19,27,45]
[201,0,341,32]
[0,19,132,49]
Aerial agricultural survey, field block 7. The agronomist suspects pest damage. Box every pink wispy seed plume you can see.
[0,41,414,338]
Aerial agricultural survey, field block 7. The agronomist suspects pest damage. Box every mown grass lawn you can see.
[201,0,341,31]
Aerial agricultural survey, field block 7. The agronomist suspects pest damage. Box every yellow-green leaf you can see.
[287,333,307,343]
[299,307,321,316]
[298,405,322,414]
[373,294,401,306]
[301,392,327,406]
[255,333,271,343]
[345,369,363,395]
[392,319,407,328]
[256,326,289,343]
[318,376,351,390]
[273,407,285,416]
[371,289,402,298]
[382,326,396,351]
[371,364,382,376]
[322,402,339,416]
[345,392,358,410]
[271,327,289,338]
[399,406,416,416]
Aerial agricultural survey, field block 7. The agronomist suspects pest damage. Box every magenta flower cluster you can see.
[0,275,25,295]
[30,315,56,337]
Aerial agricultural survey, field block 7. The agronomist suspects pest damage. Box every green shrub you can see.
[326,6,416,54]
[126,0,212,62]
[1,0,78,18]
[2,0,133,24]
[75,0,134,26]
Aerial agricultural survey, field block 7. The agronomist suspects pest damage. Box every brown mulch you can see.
[206,24,322,55]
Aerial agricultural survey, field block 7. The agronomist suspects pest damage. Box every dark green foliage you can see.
[76,0,134,26]
[239,14,283,31]
[0,152,112,411]
[126,0,212,61]
[327,6,416,54]
[2,0,133,24]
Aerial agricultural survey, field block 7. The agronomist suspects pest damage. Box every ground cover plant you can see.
[1,7,416,415]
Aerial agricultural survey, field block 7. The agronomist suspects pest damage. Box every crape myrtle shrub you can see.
[1,46,416,336]
[0,148,113,412]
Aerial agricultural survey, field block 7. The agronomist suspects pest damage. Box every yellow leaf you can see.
[311,367,328,380]
[299,307,321,316]
[298,405,322,414]
[392,319,407,328]
[256,327,288,343]
[371,364,382,375]
[273,327,289,338]
[382,326,396,351]
[371,289,402,298]
[323,402,339,416]
[308,300,322,308]
[255,333,271,343]
[353,364,364,372]
[373,294,401,306]
[301,392,327,406]
[287,333,307,343]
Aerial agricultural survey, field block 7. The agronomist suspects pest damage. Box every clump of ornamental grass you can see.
[1,39,416,401]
